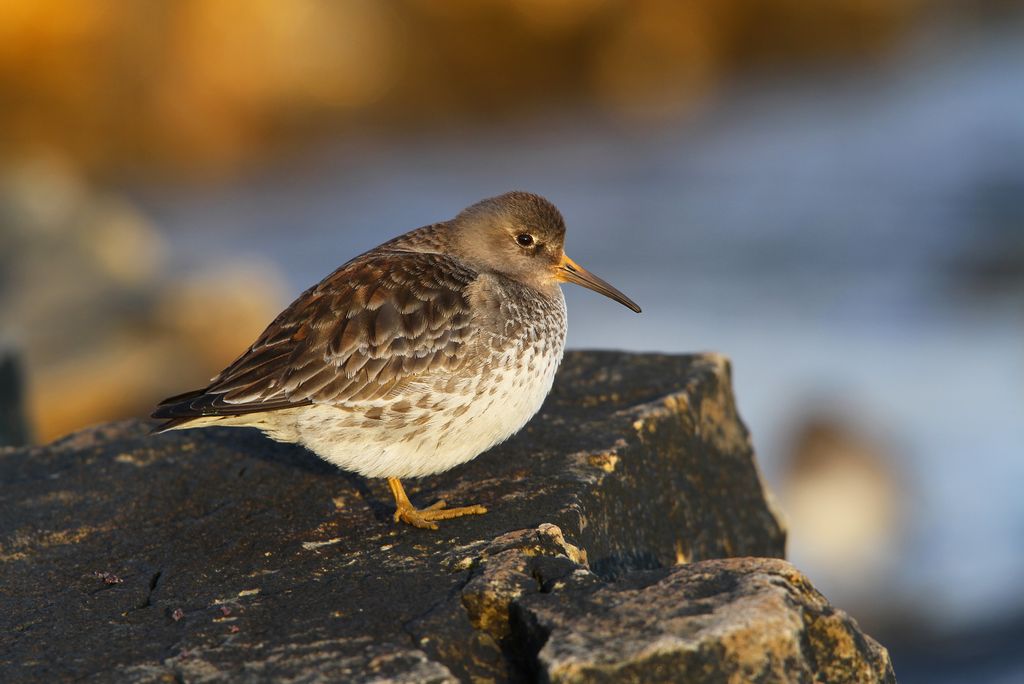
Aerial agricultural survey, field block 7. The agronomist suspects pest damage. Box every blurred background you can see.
[1,1,1022,680]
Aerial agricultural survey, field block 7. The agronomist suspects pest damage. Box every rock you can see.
[446,527,893,682]
[0,350,31,447]
[0,352,890,681]
[515,555,896,682]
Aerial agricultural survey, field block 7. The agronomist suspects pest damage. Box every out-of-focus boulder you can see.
[0,351,31,446]
[0,156,286,441]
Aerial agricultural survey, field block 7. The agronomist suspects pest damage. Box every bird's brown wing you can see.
[152,250,478,424]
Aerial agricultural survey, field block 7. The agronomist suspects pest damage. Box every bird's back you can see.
[152,237,480,429]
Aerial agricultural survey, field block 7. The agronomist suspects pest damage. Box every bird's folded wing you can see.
[152,250,478,420]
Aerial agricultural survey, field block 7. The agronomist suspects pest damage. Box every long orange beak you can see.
[555,254,641,313]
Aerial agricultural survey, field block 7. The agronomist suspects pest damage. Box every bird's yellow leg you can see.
[387,477,487,530]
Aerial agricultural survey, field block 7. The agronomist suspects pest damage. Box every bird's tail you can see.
[150,387,209,434]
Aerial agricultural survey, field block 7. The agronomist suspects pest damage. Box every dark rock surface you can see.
[0,351,890,681]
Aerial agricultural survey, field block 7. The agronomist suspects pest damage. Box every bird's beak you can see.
[555,254,642,313]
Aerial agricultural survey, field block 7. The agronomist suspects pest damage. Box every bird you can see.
[152,191,641,529]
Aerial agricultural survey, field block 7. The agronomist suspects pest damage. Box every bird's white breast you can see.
[288,285,567,478]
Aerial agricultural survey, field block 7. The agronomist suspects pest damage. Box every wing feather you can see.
[152,250,478,423]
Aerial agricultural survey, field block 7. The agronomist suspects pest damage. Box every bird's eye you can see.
[515,233,535,247]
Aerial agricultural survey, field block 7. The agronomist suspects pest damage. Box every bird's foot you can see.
[392,499,487,530]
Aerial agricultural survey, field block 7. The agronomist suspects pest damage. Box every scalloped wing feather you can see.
[152,250,478,422]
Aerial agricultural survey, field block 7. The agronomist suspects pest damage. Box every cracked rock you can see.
[515,556,895,683]
[0,351,890,681]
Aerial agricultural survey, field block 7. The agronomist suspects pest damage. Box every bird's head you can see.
[451,191,641,313]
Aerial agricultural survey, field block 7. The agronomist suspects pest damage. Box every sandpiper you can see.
[152,192,640,529]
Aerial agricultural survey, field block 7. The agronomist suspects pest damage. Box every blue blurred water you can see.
[134,29,1024,681]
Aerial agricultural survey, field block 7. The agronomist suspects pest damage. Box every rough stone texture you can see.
[515,554,896,683]
[0,352,890,681]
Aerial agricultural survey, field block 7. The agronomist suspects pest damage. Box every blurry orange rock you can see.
[0,0,924,176]
[0,156,286,441]
[153,263,288,383]
[154,0,400,170]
